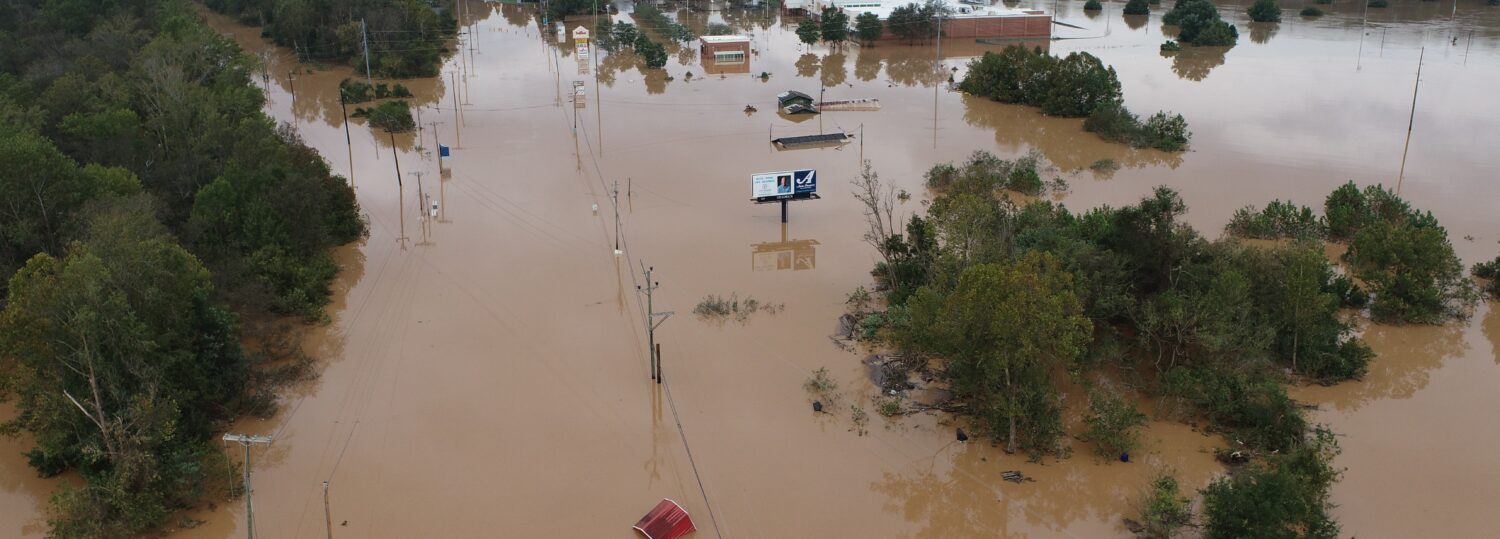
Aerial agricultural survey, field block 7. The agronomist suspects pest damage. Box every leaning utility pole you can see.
[410,170,429,244]
[450,72,462,146]
[1397,47,1425,196]
[637,265,674,382]
[223,434,272,539]
[361,19,373,87]
[390,131,409,246]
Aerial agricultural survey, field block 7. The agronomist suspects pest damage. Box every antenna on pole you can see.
[223,434,272,539]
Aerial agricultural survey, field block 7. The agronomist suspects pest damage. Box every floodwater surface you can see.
[3,0,1499,537]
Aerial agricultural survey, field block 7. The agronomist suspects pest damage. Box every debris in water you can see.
[1001,471,1035,483]
[812,400,823,413]
[956,428,968,443]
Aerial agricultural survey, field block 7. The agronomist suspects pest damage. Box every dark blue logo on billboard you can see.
[793,169,817,195]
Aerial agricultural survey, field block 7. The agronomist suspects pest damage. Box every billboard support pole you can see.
[781,200,788,223]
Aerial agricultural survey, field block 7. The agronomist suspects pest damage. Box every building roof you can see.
[777,90,813,105]
[826,0,1038,20]
[632,499,696,539]
[700,35,751,44]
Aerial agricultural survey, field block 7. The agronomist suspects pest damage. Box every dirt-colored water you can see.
[4,1,1498,537]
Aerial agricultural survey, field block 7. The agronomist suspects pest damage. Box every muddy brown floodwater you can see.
[3,1,1498,537]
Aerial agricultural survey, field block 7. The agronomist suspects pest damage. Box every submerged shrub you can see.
[1301,6,1325,16]
[1248,0,1283,22]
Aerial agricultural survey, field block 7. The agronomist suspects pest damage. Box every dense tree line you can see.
[204,0,457,77]
[845,162,1472,533]
[961,46,1191,151]
[0,0,363,535]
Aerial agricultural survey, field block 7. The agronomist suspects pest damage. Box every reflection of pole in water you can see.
[1397,47,1424,196]
[390,131,409,247]
[1357,2,1368,70]
[451,72,462,147]
[339,94,355,189]
[933,14,942,149]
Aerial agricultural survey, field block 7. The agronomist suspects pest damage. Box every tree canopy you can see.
[204,0,458,77]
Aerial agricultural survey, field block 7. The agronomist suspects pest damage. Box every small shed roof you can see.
[633,499,696,539]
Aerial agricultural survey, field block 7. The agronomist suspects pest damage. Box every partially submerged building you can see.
[700,35,752,74]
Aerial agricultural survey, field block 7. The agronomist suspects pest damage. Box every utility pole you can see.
[287,70,296,99]
[612,178,622,255]
[362,19,373,87]
[390,131,409,246]
[339,93,355,188]
[1397,47,1424,196]
[431,120,445,170]
[451,72,463,146]
[223,434,272,539]
[637,265,673,382]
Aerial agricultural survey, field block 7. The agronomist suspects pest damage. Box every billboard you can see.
[751,169,816,202]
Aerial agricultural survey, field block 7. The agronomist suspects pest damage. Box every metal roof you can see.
[632,499,696,539]
[700,35,751,44]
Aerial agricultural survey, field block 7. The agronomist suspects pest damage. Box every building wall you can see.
[879,14,1053,40]
[701,41,751,55]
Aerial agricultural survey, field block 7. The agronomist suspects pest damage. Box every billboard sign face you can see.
[751,169,816,201]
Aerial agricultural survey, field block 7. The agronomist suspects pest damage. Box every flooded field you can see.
[4,0,1498,537]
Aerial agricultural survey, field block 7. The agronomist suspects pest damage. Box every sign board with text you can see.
[751,169,816,202]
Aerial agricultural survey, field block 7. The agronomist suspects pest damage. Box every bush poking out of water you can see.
[1248,0,1283,22]
[1139,473,1193,538]
[805,367,839,401]
[1164,0,1240,46]
[1083,386,1148,458]
[1475,256,1500,297]
[877,395,904,417]
[1125,0,1152,15]
[959,45,1123,118]
[1084,104,1192,152]
[925,150,1054,195]
[1160,40,1182,52]
[1085,0,1103,10]
[1089,158,1119,173]
[1301,6,1325,16]
[1368,0,1388,7]
[850,405,870,435]
[1225,200,1326,240]
[1201,427,1343,539]
[694,293,783,322]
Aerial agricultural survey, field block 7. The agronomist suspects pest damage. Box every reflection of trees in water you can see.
[1124,14,1148,30]
[717,8,776,34]
[644,71,670,94]
[1483,304,1499,365]
[1248,22,1279,44]
[1323,321,1469,411]
[960,94,1184,171]
[796,53,820,77]
[854,50,882,81]
[885,52,946,87]
[500,4,529,28]
[1164,46,1228,82]
[870,446,1132,538]
[822,52,848,87]
[596,50,647,87]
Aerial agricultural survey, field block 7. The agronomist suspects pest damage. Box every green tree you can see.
[1,198,246,535]
[1163,0,1239,45]
[1201,428,1342,539]
[1125,0,1153,15]
[796,17,822,46]
[855,12,885,45]
[1082,386,1148,458]
[1346,218,1476,323]
[1085,0,1104,10]
[1248,0,1283,22]
[366,99,416,133]
[1140,473,1192,537]
[905,253,1091,453]
[821,8,850,43]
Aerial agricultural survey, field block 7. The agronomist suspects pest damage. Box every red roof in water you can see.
[632,499,696,539]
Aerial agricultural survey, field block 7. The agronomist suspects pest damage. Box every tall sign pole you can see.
[223,434,272,539]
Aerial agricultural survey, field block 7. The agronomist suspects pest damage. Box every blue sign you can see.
[793,169,816,195]
[439,144,451,157]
